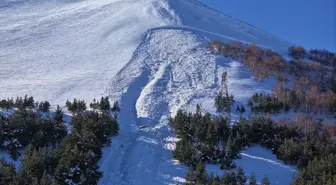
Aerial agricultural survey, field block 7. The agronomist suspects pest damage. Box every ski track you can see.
[1,0,295,184]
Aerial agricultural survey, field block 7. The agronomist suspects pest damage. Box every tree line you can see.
[171,105,336,185]
[0,96,119,185]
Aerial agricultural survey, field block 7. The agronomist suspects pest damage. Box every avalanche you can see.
[0,0,295,184]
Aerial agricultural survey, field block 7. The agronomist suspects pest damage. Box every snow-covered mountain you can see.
[0,0,296,184]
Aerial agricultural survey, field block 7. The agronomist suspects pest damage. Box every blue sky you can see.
[200,0,336,52]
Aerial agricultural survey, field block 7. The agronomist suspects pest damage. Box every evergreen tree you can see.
[111,101,120,112]
[39,171,52,185]
[31,178,39,185]
[194,162,207,185]
[174,140,196,165]
[38,101,51,112]
[236,167,247,185]
[21,147,47,183]
[54,105,64,123]
[0,98,14,110]
[99,97,110,111]
[236,105,241,113]
[222,171,237,185]
[185,165,195,185]
[90,99,99,110]
[209,173,219,185]
[66,99,86,114]
[240,105,245,114]
[261,175,270,185]
[0,158,16,185]
[249,172,257,185]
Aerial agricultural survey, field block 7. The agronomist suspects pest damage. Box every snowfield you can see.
[1,0,295,184]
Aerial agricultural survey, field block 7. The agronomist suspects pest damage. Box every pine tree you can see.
[236,105,241,113]
[99,97,110,111]
[209,173,219,185]
[249,172,257,185]
[261,175,270,185]
[54,105,64,123]
[185,165,195,185]
[38,101,51,112]
[236,167,247,185]
[222,171,237,185]
[240,105,245,114]
[90,98,99,110]
[111,101,120,112]
[215,93,225,113]
[31,178,39,185]
[39,171,52,185]
[194,162,207,185]
[21,147,47,182]
[0,158,16,185]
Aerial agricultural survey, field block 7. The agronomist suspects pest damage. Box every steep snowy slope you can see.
[0,0,179,106]
[1,0,295,184]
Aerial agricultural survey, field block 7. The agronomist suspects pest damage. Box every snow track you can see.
[1,0,295,184]
[100,27,291,184]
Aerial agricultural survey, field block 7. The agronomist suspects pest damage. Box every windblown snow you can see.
[0,0,295,184]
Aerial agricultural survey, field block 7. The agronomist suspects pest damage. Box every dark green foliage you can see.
[38,101,51,112]
[39,171,52,185]
[173,101,335,185]
[0,98,14,110]
[236,167,247,185]
[277,139,301,164]
[171,108,234,165]
[0,109,67,154]
[250,93,290,113]
[71,111,119,151]
[111,100,120,112]
[14,95,35,109]
[66,98,86,114]
[20,146,49,184]
[292,154,336,185]
[184,164,248,185]
[185,165,196,185]
[222,171,237,185]
[215,93,234,113]
[0,97,120,185]
[236,105,245,115]
[194,162,207,185]
[0,158,16,185]
[173,139,196,165]
[54,105,65,124]
[90,97,110,111]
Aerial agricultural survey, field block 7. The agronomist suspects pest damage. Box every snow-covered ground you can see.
[1,0,296,184]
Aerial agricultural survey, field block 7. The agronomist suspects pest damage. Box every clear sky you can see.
[199,0,336,52]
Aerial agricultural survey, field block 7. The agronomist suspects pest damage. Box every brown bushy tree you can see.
[288,45,306,61]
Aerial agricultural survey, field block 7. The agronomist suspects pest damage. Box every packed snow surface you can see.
[1,0,295,184]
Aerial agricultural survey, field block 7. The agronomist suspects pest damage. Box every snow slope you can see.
[1,0,295,184]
